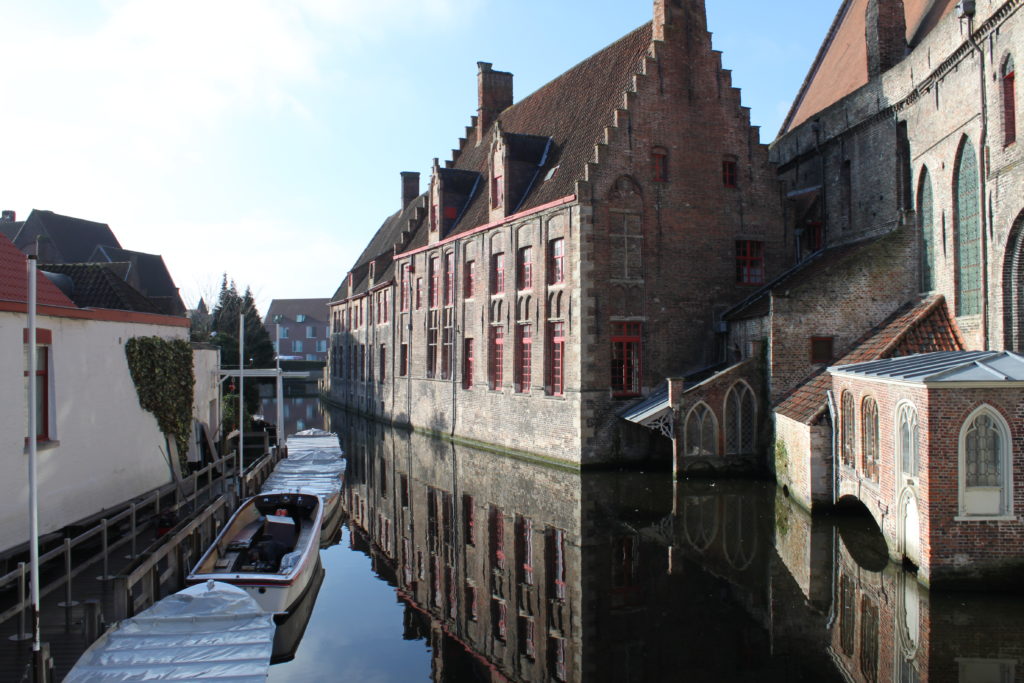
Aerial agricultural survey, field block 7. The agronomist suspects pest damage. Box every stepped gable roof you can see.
[725,235,885,321]
[780,0,956,135]
[775,295,964,423]
[442,23,653,238]
[39,263,161,313]
[266,298,330,323]
[15,209,121,263]
[0,235,77,308]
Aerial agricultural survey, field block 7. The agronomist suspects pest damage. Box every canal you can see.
[264,399,1024,682]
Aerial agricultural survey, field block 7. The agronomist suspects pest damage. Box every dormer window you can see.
[651,147,668,183]
[368,261,376,281]
[296,314,307,323]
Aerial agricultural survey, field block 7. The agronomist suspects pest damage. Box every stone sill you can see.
[24,440,60,454]
[953,515,1018,522]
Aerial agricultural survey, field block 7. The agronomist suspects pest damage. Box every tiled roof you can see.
[266,298,330,324]
[1,221,23,243]
[15,209,121,263]
[39,263,161,313]
[0,235,77,308]
[781,0,956,134]
[831,351,1024,383]
[775,295,964,423]
[91,246,186,315]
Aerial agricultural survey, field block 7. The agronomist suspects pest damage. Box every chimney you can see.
[653,0,706,42]
[865,0,906,77]
[401,172,420,209]
[1,210,14,222]
[477,62,513,144]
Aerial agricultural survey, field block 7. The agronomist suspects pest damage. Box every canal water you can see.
[264,400,1024,682]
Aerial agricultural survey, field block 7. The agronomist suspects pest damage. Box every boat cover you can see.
[65,581,274,682]
[263,434,346,500]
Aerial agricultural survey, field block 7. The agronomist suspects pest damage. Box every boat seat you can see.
[264,514,297,548]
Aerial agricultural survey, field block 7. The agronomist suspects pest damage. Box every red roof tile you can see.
[0,235,77,309]
[775,295,963,423]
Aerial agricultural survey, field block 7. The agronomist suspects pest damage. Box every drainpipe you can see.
[967,17,991,348]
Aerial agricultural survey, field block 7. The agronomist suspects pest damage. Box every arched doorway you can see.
[1002,211,1024,351]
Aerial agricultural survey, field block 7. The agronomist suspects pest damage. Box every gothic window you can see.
[1003,55,1016,146]
[492,252,505,294]
[959,406,1013,517]
[918,168,935,292]
[862,397,880,483]
[515,323,532,393]
[517,246,533,291]
[463,338,474,389]
[724,382,756,456]
[736,240,765,285]
[549,238,565,284]
[955,138,981,316]
[841,390,856,469]
[547,321,565,396]
[489,325,504,389]
[685,403,718,456]
[897,402,919,479]
[610,322,642,396]
[611,213,643,280]
[464,260,475,299]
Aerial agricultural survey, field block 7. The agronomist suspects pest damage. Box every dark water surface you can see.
[267,404,1024,682]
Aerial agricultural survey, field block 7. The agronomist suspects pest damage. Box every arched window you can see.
[954,139,981,316]
[684,403,718,456]
[1003,55,1016,146]
[897,402,919,479]
[862,397,880,483]
[841,390,856,468]
[959,406,1013,517]
[918,168,935,292]
[724,382,756,456]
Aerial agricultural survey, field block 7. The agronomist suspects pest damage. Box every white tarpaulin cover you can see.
[65,581,274,682]
[261,434,346,501]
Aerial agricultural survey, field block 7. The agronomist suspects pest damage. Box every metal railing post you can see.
[97,518,115,581]
[8,562,31,640]
[124,503,137,561]
[57,539,79,608]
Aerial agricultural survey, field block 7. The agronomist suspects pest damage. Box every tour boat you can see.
[188,490,323,613]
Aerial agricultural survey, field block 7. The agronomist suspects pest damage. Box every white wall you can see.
[1,311,188,553]
[192,345,221,441]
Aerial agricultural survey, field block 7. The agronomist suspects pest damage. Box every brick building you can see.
[326,0,787,465]
[266,298,330,362]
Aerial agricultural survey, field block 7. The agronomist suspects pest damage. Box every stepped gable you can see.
[780,0,956,135]
[442,23,653,237]
[776,295,964,424]
[0,235,77,308]
[333,192,428,302]
[39,263,161,313]
[15,209,121,263]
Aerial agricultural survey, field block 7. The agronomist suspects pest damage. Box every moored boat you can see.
[187,491,323,613]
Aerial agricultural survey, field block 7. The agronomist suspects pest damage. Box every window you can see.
[427,316,438,378]
[515,323,532,393]
[492,253,505,294]
[806,220,824,252]
[296,314,306,323]
[23,338,51,441]
[841,391,856,468]
[444,252,455,306]
[491,173,503,209]
[860,596,879,683]
[429,255,440,309]
[444,204,458,221]
[955,138,981,316]
[441,312,454,379]
[399,343,408,376]
[279,327,289,339]
[464,260,475,299]
[515,515,534,585]
[862,397,879,482]
[489,326,504,389]
[724,382,755,456]
[293,340,303,353]
[722,158,738,188]
[839,574,856,656]
[489,505,505,569]
[547,527,566,601]
[517,246,533,291]
[400,264,411,311]
[897,402,919,478]
[415,277,423,310]
[611,321,642,395]
[463,339,474,389]
[316,339,327,353]
[810,337,833,364]
[1003,56,1016,146]
[306,325,315,338]
[379,345,386,382]
[547,322,565,396]
[358,345,365,381]
[919,169,935,292]
[651,146,668,182]
[736,240,765,285]
[612,214,643,280]
[684,403,717,456]
[549,238,565,284]
[959,406,1013,517]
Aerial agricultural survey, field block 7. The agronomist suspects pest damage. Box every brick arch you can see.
[1001,210,1024,351]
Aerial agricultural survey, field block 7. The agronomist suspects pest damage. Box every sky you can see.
[0,0,841,315]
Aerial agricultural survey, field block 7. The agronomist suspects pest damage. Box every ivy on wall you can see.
[124,336,195,469]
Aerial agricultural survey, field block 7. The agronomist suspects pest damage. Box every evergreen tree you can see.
[189,297,212,342]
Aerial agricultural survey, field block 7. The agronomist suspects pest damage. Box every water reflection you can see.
[259,395,328,436]
[275,409,1024,682]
